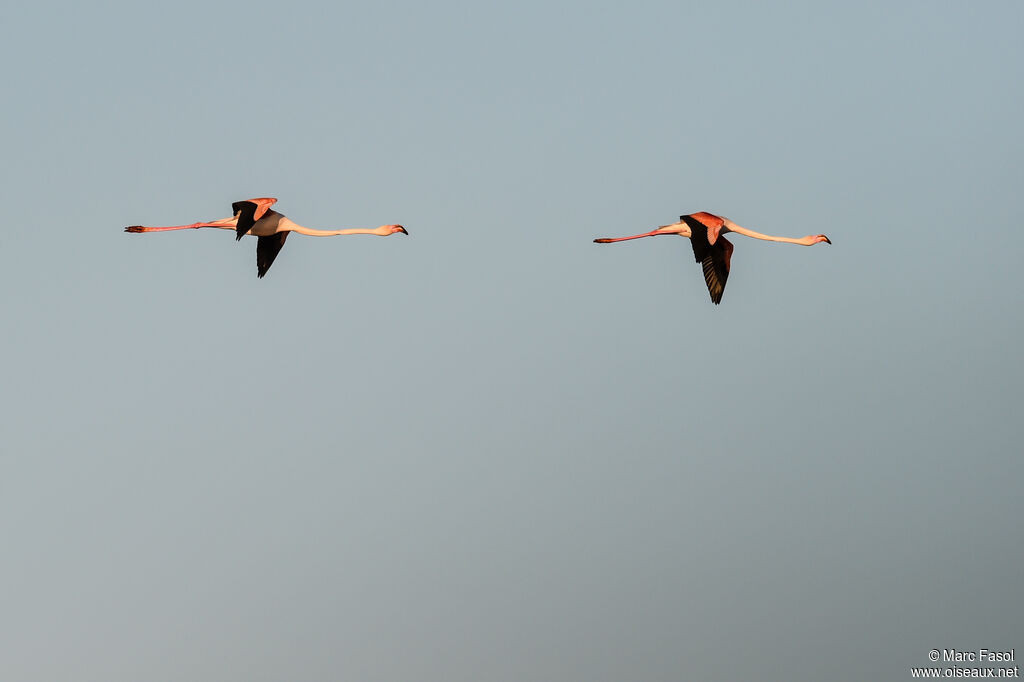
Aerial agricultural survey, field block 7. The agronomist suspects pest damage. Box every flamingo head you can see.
[799,234,831,245]
[385,224,408,235]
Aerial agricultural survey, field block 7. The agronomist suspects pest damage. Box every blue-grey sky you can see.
[2,1,1021,680]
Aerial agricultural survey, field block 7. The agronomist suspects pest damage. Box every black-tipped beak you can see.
[397,226,408,235]
[823,236,832,244]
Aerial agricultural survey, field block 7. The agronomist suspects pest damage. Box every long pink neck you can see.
[723,221,815,245]
[279,217,387,237]
[290,225,387,236]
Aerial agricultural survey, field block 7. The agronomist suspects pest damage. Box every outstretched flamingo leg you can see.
[594,229,671,243]
[125,217,236,233]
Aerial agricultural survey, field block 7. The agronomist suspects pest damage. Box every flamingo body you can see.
[233,198,279,240]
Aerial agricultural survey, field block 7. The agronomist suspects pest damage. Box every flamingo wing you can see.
[683,214,733,304]
[256,232,288,278]
[233,197,278,240]
[697,236,733,305]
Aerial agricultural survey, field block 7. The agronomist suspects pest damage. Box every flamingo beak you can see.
[395,225,408,235]
[822,235,831,244]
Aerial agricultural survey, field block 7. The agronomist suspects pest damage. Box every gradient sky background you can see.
[2,1,1021,680]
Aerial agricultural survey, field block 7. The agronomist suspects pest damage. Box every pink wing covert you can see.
[243,197,278,221]
[688,211,726,246]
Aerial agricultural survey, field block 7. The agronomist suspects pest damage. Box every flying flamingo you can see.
[594,212,830,304]
[125,198,408,278]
